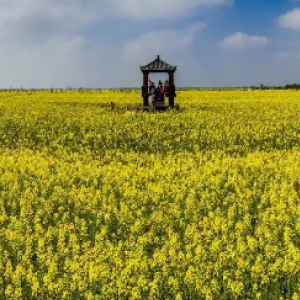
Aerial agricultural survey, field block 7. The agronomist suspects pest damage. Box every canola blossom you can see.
[0,90,300,299]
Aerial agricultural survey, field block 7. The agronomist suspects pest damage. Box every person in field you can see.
[158,80,166,102]
[151,85,159,105]
[152,80,165,105]
[148,79,155,95]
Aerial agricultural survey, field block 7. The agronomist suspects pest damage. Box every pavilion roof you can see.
[140,55,176,72]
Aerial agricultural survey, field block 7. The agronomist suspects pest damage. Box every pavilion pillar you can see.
[142,71,149,107]
[168,71,175,107]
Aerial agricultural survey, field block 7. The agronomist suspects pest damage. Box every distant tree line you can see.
[285,84,300,90]
[0,84,300,92]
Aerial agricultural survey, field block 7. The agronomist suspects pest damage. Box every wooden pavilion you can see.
[139,55,178,111]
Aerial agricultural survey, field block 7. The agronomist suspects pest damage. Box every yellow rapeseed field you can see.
[1,89,300,300]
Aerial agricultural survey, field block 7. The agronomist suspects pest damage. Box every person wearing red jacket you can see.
[158,80,165,101]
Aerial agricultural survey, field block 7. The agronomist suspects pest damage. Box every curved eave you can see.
[140,66,177,72]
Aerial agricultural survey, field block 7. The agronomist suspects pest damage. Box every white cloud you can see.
[184,22,207,33]
[122,22,206,62]
[220,32,269,49]
[0,33,108,88]
[107,0,232,19]
[279,8,300,31]
[0,0,231,35]
[0,0,101,37]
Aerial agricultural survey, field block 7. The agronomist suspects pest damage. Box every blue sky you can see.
[0,0,300,88]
